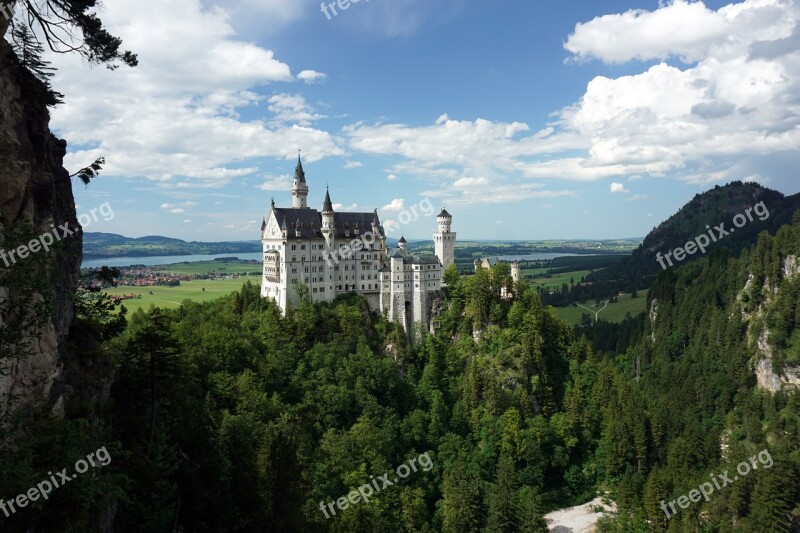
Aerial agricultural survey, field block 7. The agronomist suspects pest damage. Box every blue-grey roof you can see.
[272,207,383,240]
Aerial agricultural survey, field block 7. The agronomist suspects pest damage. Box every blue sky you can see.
[44,0,800,241]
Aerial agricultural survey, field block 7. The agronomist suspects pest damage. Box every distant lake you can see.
[82,251,603,269]
[494,253,600,261]
[82,253,263,269]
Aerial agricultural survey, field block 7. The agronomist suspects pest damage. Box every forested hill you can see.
[592,212,800,530]
[5,217,799,530]
[83,232,261,259]
[589,181,800,289]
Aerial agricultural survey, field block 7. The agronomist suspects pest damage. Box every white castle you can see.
[260,157,456,331]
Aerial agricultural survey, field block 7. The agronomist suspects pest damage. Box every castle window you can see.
[301,244,306,250]
[291,245,296,250]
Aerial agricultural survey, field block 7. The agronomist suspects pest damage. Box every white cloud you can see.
[267,93,326,126]
[161,201,198,209]
[297,69,327,83]
[387,174,398,181]
[565,0,795,64]
[382,198,405,211]
[332,203,359,211]
[610,182,628,193]
[170,208,185,214]
[343,0,800,193]
[344,160,363,169]
[50,0,343,189]
[258,175,293,191]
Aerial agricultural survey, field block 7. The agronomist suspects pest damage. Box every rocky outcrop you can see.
[740,261,800,393]
[0,33,82,419]
[648,298,658,343]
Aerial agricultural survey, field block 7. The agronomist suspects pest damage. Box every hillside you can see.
[588,181,800,289]
[83,232,261,259]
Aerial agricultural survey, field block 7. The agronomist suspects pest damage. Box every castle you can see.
[474,257,521,300]
[260,157,456,331]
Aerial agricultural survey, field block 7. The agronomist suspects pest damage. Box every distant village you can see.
[108,260,261,287]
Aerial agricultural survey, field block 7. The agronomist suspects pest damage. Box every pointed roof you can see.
[294,155,306,184]
[438,208,451,218]
[398,235,407,244]
[322,187,333,212]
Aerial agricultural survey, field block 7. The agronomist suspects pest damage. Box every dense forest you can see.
[2,213,799,531]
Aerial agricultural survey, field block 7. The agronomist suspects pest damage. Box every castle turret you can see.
[291,155,309,208]
[433,208,455,269]
[398,235,408,256]
[511,261,521,284]
[322,187,335,248]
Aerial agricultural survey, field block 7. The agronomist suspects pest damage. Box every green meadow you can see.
[153,260,260,275]
[105,278,256,313]
[522,269,594,290]
[551,291,649,325]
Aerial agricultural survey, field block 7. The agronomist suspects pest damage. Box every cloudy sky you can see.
[42,0,800,240]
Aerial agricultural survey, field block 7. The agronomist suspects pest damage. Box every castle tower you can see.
[321,188,336,301]
[291,155,309,208]
[511,261,520,284]
[433,208,455,269]
[321,187,335,248]
[398,235,408,256]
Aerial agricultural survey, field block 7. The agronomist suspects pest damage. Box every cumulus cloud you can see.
[564,0,795,64]
[268,93,326,126]
[297,69,327,83]
[50,0,342,189]
[610,182,629,193]
[382,198,405,211]
[344,0,800,195]
[344,161,363,169]
[258,175,293,191]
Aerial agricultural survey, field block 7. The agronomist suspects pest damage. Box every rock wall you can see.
[0,32,81,418]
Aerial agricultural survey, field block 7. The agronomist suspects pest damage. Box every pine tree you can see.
[11,23,64,105]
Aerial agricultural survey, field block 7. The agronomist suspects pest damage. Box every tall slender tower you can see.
[433,208,455,269]
[321,187,335,248]
[511,261,521,284]
[291,155,309,208]
[321,187,336,301]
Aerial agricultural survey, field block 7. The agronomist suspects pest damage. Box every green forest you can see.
[3,214,800,531]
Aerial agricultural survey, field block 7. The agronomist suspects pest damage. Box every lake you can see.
[82,253,263,269]
[82,251,598,269]
[494,253,598,261]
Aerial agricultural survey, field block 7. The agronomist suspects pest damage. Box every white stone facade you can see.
[260,158,453,332]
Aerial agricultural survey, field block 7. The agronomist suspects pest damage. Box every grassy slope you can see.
[105,278,253,313]
[551,291,648,325]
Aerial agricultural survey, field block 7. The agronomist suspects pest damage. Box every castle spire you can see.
[322,186,333,213]
[291,153,309,208]
[294,154,306,183]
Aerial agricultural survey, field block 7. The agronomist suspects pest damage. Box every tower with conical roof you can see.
[291,155,309,208]
[433,208,455,269]
[321,187,335,248]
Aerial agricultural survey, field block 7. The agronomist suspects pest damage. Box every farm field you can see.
[105,278,256,313]
[551,291,648,325]
[523,269,594,290]
[152,260,261,275]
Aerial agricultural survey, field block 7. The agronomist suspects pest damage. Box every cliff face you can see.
[0,33,82,418]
